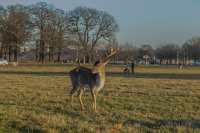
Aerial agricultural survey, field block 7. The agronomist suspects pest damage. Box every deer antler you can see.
[110,47,119,54]
[101,47,119,65]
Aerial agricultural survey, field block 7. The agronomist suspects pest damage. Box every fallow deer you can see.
[69,48,119,112]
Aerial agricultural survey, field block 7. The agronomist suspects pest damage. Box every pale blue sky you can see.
[1,0,200,46]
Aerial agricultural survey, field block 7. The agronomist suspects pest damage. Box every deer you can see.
[69,48,119,112]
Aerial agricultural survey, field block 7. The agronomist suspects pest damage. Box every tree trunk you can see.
[48,47,54,62]
[0,46,3,59]
[85,54,90,64]
[57,52,61,62]
[42,43,45,63]
[4,47,7,60]
[51,48,54,62]
[84,50,92,64]
[8,45,12,62]
[35,44,39,62]
[48,48,51,62]
[39,40,45,63]
[57,48,61,62]
[14,45,18,62]
[83,56,86,64]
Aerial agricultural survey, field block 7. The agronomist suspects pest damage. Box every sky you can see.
[1,0,200,47]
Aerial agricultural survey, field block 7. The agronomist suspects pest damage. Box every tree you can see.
[8,5,31,61]
[155,44,178,64]
[67,7,119,63]
[182,42,192,64]
[183,37,200,63]
[137,44,154,64]
[0,4,31,61]
[30,2,54,63]
[45,9,68,62]
[0,6,6,59]
[119,42,137,63]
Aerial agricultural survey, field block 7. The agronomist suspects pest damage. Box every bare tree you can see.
[8,5,31,61]
[155,44,178,64]
[44,9,68,62]
[183,37,200,64]
[30,2,54,63]
[137,44,154,64]
[0,6,6,59]
[0,5,31,61]
[119,42,137,64]
[67,7,119,63]
[182,42,192,64]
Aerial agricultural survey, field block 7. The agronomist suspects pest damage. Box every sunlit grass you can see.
[1,64,200,74]
[0,65,200,132]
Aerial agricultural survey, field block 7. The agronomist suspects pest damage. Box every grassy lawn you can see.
[0,64,200,132]
[1,63,200,74]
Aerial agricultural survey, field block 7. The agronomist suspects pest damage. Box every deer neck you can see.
[99,66,106,81]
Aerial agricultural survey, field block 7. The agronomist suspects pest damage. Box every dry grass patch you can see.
[0,65,200,132]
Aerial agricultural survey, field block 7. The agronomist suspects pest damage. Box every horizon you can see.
[1,0,200,47]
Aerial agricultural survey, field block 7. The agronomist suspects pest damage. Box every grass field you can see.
[0,64,200,133]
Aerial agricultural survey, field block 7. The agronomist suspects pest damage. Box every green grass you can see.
[0,64,200,132]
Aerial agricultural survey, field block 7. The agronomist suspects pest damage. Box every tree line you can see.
[120,37,200,65]
[1,2,200,65]
[0,2,118,63]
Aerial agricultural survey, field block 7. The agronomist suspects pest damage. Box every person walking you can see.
[131,61,135,74]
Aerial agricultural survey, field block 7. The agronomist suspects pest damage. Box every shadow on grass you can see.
[43,105,81,118]
[0,70,200,80]
[125,119,200,129]
[7,120,44,133]
[110,72,200,80]
[0,71,67,76]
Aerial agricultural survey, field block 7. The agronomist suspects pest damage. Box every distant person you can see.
[179,63,183,70]
[131,61,135,74]
[123,64,130,75]
[123,67,130,74]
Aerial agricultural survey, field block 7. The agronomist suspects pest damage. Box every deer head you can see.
[92,48,119,74]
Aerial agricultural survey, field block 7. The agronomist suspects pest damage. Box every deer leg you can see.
[91,90,97,112]
[71,94,74,107]
[70,87,77,107]
[78,89,84,111]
